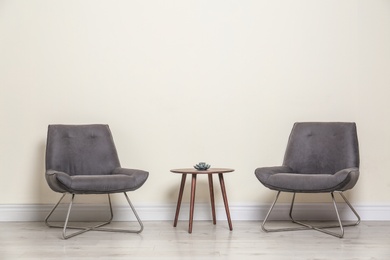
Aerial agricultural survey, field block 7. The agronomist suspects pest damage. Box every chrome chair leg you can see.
[290,192,345,238]
[45,192,144,239]
[97,192,144,234]
[261,191,360,238]
[339,192,361,226]
[261,191,307,233]
[46,193,115,239]
[45,193,66,228]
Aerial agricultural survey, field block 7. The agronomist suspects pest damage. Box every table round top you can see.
[170,168,234,174]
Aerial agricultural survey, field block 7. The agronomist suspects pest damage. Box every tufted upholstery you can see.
[255,122,359,193]
[45,124,149,194]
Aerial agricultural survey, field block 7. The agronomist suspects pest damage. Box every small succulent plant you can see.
[194,162,211,171]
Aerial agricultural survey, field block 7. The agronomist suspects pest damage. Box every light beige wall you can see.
[1,0,389,206]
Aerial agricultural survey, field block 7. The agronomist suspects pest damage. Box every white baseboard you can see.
[1,202,390,222]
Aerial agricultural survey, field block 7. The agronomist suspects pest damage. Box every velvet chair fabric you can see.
[255,122,359,193]
[44,124,148,239]
[254,122,361,238]
[45,124,148,194]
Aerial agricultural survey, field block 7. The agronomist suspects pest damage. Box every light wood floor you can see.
[0,221,389,259]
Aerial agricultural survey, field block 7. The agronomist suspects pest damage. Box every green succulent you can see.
[194,162,210,171]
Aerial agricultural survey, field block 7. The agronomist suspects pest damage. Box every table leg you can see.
[174,174,187,227]
[189,174,197,233]
[208,174,216,225]
[218,173,233,231]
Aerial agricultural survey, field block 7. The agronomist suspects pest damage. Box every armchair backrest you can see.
[283,122,359,174]
[45,124,121,176]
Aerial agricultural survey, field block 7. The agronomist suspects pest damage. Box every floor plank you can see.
[0,221,389,259]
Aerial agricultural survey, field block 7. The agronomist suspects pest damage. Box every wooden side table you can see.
[170,168,234,233]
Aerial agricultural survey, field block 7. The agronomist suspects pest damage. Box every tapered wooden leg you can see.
[208,174,216,225]
[189,174,197,233]
[174,174,187,227]
[218,173,233,231]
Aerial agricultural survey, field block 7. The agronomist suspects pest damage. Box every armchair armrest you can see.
[45,169,71,193]
[112,167,149,188]
[255,165,293,178]
[112,167,149,176]
[255,166,293,188]
[334,167,360,191]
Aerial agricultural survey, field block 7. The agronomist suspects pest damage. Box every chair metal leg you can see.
[97,192,144,234]
[290,192,345,238]
[45,193,67,228]
[261,191,360,238]
[262,191,308,233]
[339,192,361,226]
[45,192,144,239]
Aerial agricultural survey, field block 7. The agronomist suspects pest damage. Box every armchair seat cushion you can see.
[48,168,149,194]
[255,167,359,193]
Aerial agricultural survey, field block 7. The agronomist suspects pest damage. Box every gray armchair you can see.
[44,124,149,239]
[255,122,360,238]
